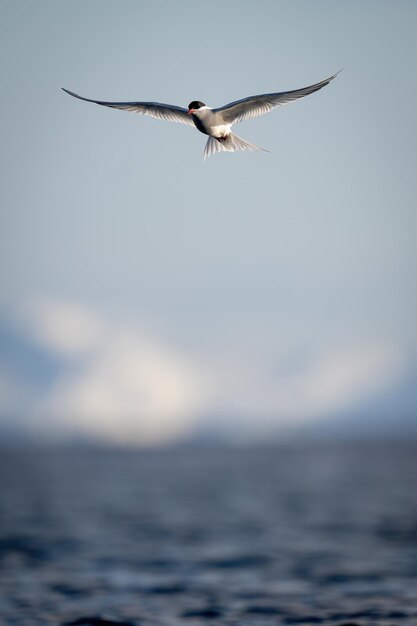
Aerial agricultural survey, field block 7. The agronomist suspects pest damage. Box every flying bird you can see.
[62,72,340,160]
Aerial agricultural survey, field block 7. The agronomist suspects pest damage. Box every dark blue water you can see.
[1,441,417,626]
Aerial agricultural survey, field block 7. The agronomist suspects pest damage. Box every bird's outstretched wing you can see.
[62,88,194,126]
[213,71,341,125]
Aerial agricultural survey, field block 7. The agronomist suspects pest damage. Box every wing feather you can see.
[62,89,194,126]
[213,71,341,125]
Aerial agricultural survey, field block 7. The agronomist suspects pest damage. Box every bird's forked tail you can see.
[204,132,269,160]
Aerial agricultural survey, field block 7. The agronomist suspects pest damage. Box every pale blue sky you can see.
[0,1,416,444]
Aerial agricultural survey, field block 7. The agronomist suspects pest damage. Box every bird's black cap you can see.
[188,100,206,110]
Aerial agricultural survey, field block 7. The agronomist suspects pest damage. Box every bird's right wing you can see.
[62,89,194,126]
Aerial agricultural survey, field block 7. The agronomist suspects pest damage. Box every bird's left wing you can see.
[213,71,341,125]
[62,89,194,126]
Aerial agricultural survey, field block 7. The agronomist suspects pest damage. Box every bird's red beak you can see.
[187,109,194,115]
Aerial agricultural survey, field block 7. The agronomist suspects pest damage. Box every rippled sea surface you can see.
[1,441,417,626]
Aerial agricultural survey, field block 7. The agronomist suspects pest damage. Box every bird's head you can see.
[187,101,206,115]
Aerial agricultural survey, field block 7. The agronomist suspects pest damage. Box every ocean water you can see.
[0,441,417,626]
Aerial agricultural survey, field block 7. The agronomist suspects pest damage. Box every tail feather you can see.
[204,132,269,160]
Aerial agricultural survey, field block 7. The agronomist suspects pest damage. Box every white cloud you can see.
[208,341,405,432]
[1,298,410,444]
[303,343,403,414]
[22,299,212,444]
[40,331,210,444]
[23,298,108,357]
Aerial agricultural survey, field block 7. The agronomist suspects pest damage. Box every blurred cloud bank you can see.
[1,300,210,444]
[0,298,414,445]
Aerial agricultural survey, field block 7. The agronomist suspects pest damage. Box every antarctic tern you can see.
[62,72,340,160]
